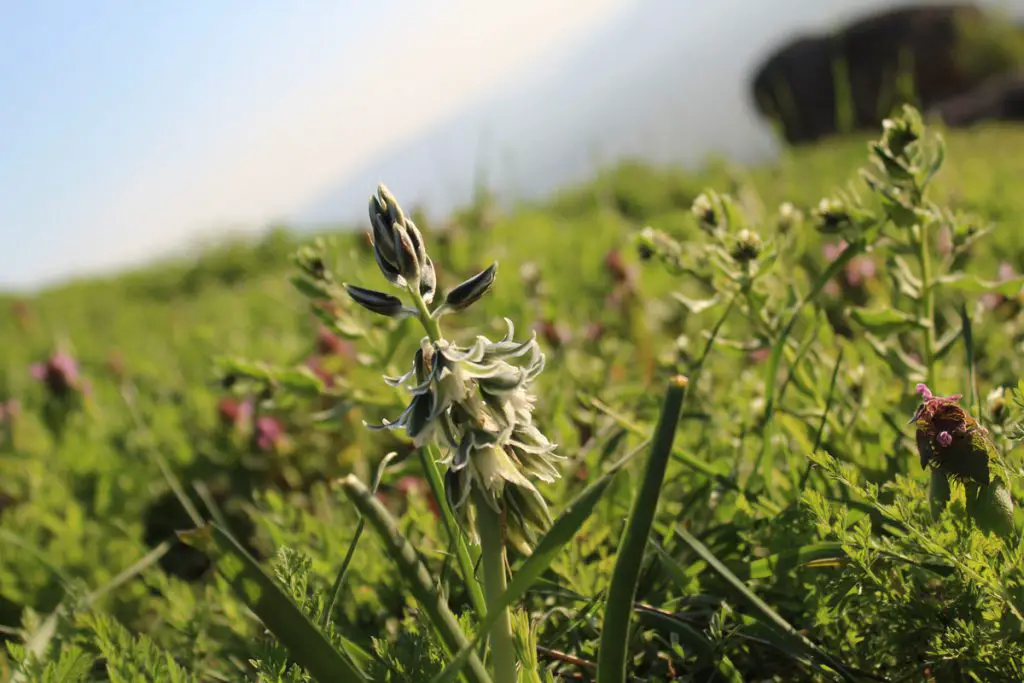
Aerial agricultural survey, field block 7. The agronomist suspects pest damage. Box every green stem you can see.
[474,489,518,683]
[747,240,865,495]
[420,445,487,618]
[409,284,442,342]
[918,221,936,388]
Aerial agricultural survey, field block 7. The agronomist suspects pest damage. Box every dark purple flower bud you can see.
[367,184,432,289]
[444,263,497,312]
[344,284,413,318]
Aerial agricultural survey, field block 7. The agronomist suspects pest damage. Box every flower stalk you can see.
[344,183,564,680]
[916,222,937,388]
[474,487,517,683]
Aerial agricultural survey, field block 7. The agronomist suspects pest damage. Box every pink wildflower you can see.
[254,415,284,451]
[31,352,84,396]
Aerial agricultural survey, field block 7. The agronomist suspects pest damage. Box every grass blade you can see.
[750,241,865,495]
[596,375,688,683]
[673,526,856,682]
[797,348,845,491]
[632,604,714,666]
[428,436,654,683]
[338,475,493,683]
[322,450,398,627]
[959,303,981,421]
[122,382,205,527]
[743,542,846,580]
[178,524,369,683]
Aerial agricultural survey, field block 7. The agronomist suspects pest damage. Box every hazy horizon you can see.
[4,0,1024,292]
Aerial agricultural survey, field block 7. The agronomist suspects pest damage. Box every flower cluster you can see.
[345,183,563,551]
[910,383,1015,538]
[374,319,561,550]
[910,383,996,485]
[31,351,88,398]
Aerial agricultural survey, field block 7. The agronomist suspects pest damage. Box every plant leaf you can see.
[429,436,655,683]
[847,306,927,335]
[337,476,493,683]
[177,524,369,683]
[673,526,857,682]
[935,273,1024,297]
[596,375,688,683]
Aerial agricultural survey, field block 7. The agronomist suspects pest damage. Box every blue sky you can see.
[0,0,629,290]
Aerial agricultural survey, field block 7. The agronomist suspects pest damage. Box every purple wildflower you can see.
[31,352,84,396]
[254,415,284,451]
[217,397,252,428]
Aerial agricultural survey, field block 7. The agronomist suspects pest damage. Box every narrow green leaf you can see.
[673,526,856,682]
[323,451,399,627]
[584,395,738,492]
[960,303,982,421]
[337,476,493,683]
[847,306,927,335]
[633,604,717,668]
[743,542,846,580]
[289,274,332,301]
[750,240,864,493]
[178,524,369,683]
[596,375,688,683]
[936,273,1024,297]
[429,437,653,683]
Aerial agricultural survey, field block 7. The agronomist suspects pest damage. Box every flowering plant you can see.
[342,183,564,681]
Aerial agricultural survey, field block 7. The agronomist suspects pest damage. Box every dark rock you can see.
[751,4,1024,144]
[929,70,1024,125]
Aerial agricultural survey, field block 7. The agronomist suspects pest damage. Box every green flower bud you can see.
[691,192,721,234]
[730,229,763,263]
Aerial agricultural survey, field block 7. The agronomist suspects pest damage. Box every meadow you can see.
[5,107,1024,681]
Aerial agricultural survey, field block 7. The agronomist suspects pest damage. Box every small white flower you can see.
[373,320,562,547]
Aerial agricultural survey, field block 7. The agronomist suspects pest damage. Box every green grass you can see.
[6,114,1024,681]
